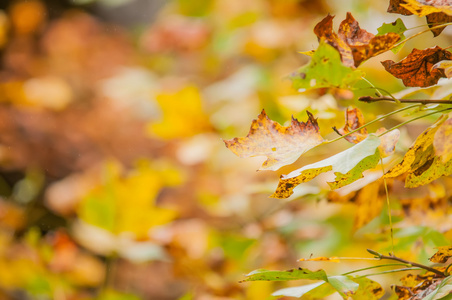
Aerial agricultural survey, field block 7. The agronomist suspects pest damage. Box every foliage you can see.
[0,0,451,300]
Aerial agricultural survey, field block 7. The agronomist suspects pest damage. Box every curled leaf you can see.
[382,46,452,87]
[224,110,325,171]
[432,60,452,79]
[385,113,452,188]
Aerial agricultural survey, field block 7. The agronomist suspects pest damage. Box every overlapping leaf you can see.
[272,135,381,199]
[430,246,452,263]
[388,0,452,36]
[377,18,407,53]
[313,13,400,67]
[382,46,452,87]
[335,107,400,157]
[395,271,448,300]
[432,60,452,79]
[290,41,364,91]
[385,113,452,188]
[224,110,325,171]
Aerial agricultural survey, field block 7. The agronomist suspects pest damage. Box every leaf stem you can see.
[354,267,422,278]
[390,22,452,51]
[328,104,421,144]
[359,96,452,105]
[377,107,452,138]
[380,156,394,256]
[367,249,445,277]
[341,263,412,276]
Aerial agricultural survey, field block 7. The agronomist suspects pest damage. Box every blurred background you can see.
[0,0,451,299]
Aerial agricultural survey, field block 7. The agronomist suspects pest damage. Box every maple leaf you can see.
[224,110,325,171]
[272,135,381,199]
[430,246,452,263]
[334,107,400,157]
[382,46,452,87]
[385,113,452,188]
[289,41,364,91]
[313,13,400,67]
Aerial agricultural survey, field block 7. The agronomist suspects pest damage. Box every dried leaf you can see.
[313,13,399,67]
[401,0,452,17]
[388,0,414,15]
[272,135,381,199]
[335,107,400,157]
[426,12,452,36]
[430,246,452,263]
[382,46,452,87]
[385,113,452,188]
[422,276,452,300]
[224,110,325,171]
[314,14,354,67]
[289,41,364,91]
[377,18,407,53]
[395,272,450,300]
[335,107,368,144]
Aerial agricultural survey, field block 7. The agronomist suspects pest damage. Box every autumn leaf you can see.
[382,46,452,87]
[433,112,452,163]
[272,281,328,298]
[422,276,452,300]
[299,256,341,262]
[224,110,325,171]
[395,271,448,300]
[430,246,452,263]
[350,277,384,300]
[313,13,400,67]
[388,0,452,36]
[377,18,407,53]
[401,0,452,17]
[335,107,400,157]
[335,107,368,144]
[240,268,328,282]
[385,113,452,188]
[148,86,211,139]
[289,41,364,91]
[272,135,381,199]
[432,60,452,79]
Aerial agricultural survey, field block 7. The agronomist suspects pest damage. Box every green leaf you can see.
[241,268,328,282]
[289,41,364,91]
[328,276,359,298]
[377,19,406,54]
[272,281,326,298]
[422,276,452,300]
[272,135,381,198]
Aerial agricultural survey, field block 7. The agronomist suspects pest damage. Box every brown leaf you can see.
[335,107,368,144]
[313,13,399,68]
[394,269,446,300]
[334,107,400,157]
[314,14,354,67]
[401,0,452,17]
[430,246,452,263]
[388,0,414,15]
[427,12,452,36]
[382,46,452,87]
[224,110,325,171]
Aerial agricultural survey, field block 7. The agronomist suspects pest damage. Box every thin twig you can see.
[367,249,445,277]
[359,96,452,105]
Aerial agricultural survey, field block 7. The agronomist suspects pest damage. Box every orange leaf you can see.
[224,110,325,171]
[334,107,368,144]
[298,256,340,263]
[382,46,452,87]
[313,13,399,67]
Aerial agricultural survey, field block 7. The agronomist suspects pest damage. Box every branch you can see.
[367,249,445,277]
[359,96,452,105]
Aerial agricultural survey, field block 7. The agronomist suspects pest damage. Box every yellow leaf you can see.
[298,256,341,262]
[433,112,452,163]
[401,0,452,17]
[430,246,452,263]
[148,86,211,139]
